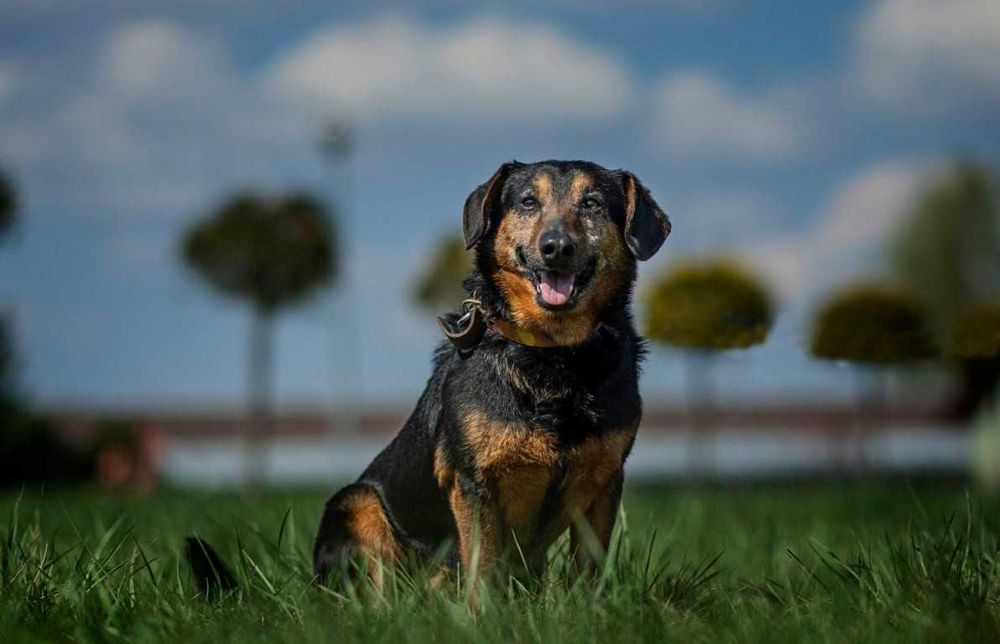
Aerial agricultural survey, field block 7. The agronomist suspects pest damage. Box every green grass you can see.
[1,484,998,642]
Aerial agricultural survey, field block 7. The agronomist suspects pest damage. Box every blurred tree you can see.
[413,234,473,313]
[644,260,774,476]
[645,261,774,351]
[950,302,1000,361]
[891,162,1000,417]
[811,285,937,365]
[0,169,87,485]
[810,283,937,471]
[949,301,1000,414]
[0,167,14,240]
[0,308,16,420]
[1,167,17,418]
[181,192,337,485]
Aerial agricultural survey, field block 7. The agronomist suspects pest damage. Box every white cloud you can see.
[675,189,773,248]
[748,237,814,300]
[266,17,634,121]
[1,15,637,222]
[652,70,806,162]
[649,0,1000,162]
[813,159,937,253]
[748,159,938,300]
[100,18,229,104]
[0,18,309,217]
[852,0,1000,112]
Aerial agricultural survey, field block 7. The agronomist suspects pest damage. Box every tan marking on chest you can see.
[464,411,559,542]
[464,411,559,473]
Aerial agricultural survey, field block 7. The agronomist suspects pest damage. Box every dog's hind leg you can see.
[313,483,401,591]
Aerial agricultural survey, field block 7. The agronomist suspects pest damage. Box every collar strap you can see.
[438,300,601,351]
[489,318,566,348]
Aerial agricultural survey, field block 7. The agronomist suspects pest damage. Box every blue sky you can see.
[0,0,998,410]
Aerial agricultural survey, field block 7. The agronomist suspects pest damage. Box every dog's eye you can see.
[582,197,601,211]
[520,196,538,209]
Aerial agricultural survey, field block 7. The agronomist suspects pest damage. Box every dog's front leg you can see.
[448,479,502,594]
[570,469,623,575]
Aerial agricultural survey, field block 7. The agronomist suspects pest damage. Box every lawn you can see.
[1,483,998,642]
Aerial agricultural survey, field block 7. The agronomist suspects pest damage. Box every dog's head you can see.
[463,160,670,345]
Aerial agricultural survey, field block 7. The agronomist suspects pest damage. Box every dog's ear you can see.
[621,171,670,261]
[463,162,517,250]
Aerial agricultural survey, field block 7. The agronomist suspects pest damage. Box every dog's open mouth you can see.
[515,246,596,311]
[530,267,596,311]
[537,272,575,307]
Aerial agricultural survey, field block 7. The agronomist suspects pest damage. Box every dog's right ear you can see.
[463,162,518,250]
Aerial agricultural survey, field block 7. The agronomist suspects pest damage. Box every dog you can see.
[312,160,670,588]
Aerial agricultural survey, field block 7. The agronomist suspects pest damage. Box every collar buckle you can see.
[437,298,489,352]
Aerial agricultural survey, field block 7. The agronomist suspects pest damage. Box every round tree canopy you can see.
[414,235,473,312]
[181,192,337,312]
[644,260,774,351]
[950,301,1000,360]
[810,284,937,365]
[0,169,15,239]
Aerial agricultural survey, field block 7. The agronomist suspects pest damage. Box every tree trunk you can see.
[852,367,886,477]
[246,308,274,488]
[685,351,716,480]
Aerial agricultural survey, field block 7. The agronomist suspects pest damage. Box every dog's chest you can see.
[467,421,632,548]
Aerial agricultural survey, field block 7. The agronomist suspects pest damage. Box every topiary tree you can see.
[181,192,337,485]
[891,162,1000,417]
[645,260,774,351]
[811,285,937,366]
[644,259,775,475]
[413,234,473,314]
[810,283,937,471]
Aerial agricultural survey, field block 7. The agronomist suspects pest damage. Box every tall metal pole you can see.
[319,120,363,440]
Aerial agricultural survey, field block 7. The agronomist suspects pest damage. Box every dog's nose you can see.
[539,227,576,264]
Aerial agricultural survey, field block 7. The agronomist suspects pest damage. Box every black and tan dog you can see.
[312,160,670,587]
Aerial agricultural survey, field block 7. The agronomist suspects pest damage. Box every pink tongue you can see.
[538,272,574,306]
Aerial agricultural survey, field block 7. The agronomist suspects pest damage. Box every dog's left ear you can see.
[463,162,517,250]
[621,171,671,261]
